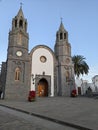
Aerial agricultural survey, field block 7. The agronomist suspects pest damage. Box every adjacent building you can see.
[92,75,98,92]
[75,76,98,95]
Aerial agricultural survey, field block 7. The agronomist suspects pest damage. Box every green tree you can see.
[72,55,89,77]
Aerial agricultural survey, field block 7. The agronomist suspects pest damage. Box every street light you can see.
[31,71,45,85]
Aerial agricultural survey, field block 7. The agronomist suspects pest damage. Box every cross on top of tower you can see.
[61,17,63,23]
[20,2,23,8]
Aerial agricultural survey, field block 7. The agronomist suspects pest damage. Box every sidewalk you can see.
[0,97,98,130]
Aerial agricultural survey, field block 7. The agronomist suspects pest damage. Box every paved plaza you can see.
[0,96,98,130]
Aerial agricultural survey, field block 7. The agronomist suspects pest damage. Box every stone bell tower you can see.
[5,6,30,100]
[54,21,75,96]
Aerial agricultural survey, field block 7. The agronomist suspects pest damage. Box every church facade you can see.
[0,7,75,100]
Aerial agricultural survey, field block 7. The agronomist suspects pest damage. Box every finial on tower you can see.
[20,2,23,8]
[61,17,63,22]
[59,17,66,32]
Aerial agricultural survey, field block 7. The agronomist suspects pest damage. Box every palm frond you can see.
[72,55,89,77]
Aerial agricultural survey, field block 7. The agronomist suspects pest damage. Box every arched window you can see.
[60,33,63,40]
[25,22,27,31]
[64,33,66,39]
[19,20,23,28]
[15,68,21,81]
[15,19,17,28]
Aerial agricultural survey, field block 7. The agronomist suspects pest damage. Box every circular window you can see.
[40,56,47,63]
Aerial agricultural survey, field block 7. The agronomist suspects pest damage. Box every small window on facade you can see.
[19,20,23,28]
[15,68,21,81]
[60,33,63,40]
[15,20,17,28]
[64,33,66,39]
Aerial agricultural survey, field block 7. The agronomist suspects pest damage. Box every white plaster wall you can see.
[92,76,98,92]
[75,78,88,95]
[75,78,82,95]
[31,47,54,96]
[94,77,98,87]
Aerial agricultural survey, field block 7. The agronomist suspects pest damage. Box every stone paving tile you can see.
[0,110,47,130]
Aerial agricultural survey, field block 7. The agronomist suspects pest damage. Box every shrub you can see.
[28,90,36,102]
[71,89,77,97]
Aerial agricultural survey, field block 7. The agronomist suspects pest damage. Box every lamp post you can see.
[31,74,39,89]
[31,72,45,89]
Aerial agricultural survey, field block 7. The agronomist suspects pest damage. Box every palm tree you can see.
[72,55,89,77]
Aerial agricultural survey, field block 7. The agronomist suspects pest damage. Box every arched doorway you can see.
[37,78,48,97]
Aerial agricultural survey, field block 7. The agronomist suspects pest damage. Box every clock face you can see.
[16,51,22,57]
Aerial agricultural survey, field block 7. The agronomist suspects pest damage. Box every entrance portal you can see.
[37,78,48,97]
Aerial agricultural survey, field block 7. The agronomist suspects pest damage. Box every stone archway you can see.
[37,78,48,97]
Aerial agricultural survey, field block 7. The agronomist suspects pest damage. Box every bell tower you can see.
[5,6,30,100]
[54,21,75,96]
[7,6,28,58]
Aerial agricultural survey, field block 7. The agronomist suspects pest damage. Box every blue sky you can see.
[0,0,98,82]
